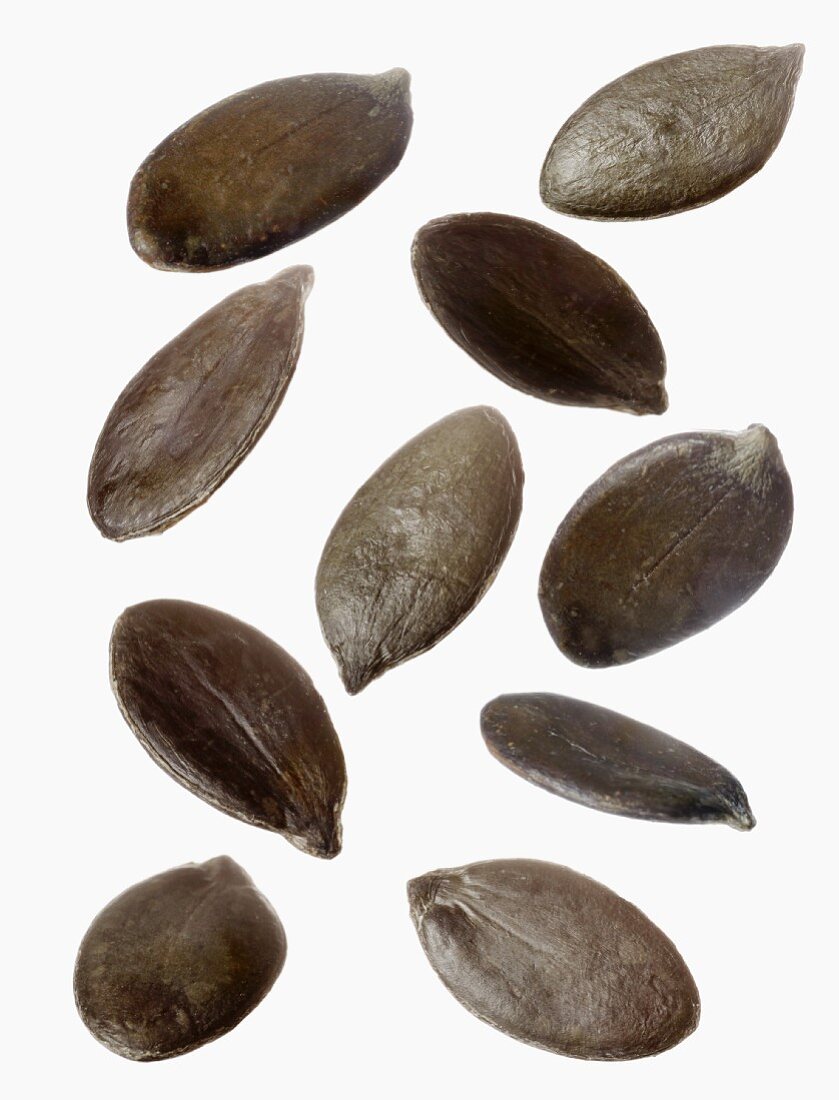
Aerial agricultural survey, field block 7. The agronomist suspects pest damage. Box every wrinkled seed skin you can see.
[408,859,699,1060]
[412,213,666,414]
[541,44,804,220]
[128,70,412,271]
[110,600,346,858]
[316,407,523,693]
[74,857,286,1061]
[481,693,755,829]
[88,266,312,541]
[540,426,793,667]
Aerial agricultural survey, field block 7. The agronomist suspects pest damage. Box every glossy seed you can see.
[541,44,804,220]
[412,213,666,414]
[481,693,755,829]
[88,266,312,541]
[317,406,523,693]
[110,600,346,858]
[539,425,793,667]
[408,858,699,1059]
[74,856,286,1061]
[128,70,412,271]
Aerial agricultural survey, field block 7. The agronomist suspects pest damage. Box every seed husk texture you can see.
[541,44,804,220]
[88,265,312,541]
[128,69,412,271]
[408,859,699,1059]
[74,856,286,1061]
[317,406,523,694]
[110,600,346,858]
[481,693,755,829]
[412,213,667,414]
[539,425,793,667]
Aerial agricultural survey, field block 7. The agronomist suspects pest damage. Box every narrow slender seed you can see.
[317,406,523,693]
[128,69,412,271]
[74,857,286,1061]
[541,44,804,220]
[481,692,755,829]
[88,265,312,541]
[412,212,666,413]
[110,600,347,858]
[539,425,793,667]
[408,859,699,1059]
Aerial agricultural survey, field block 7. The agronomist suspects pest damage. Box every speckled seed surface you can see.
[74,857,286,1061]
[412,213,666,413]
[128,69,413,271]
[541,44,804,220]
[110,600,347,858]
[539,425,793,667]
[316,406,523,694]
[408,859,699,1059]
[481,693,755,829]
[88,266,312,541]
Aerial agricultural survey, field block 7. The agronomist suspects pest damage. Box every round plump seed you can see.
[408,858,699,1060]
[539,426,793,666]
[74,856,286,1061]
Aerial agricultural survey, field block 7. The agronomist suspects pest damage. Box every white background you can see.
[4,1,835,1095]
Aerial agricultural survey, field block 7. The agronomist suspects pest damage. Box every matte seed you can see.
[481,693,755,829]
[539,425,793,667]
[408,858,699,1060]
[110,600,346,858]
[541,44,804,220]
[74,856,285,1061]
[128,70,412,271]
[316,406,523,693]
[412,212,666,414]
[88,266,312,541]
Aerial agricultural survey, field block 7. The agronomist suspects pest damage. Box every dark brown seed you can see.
[481,693,755,829]
[88,266,312,541]
[110,600,346,858]
[128,70,412,271]
[412,213,666,414]
[539,425,793,667]
[74,856,285,1061]
[541,44,804,220]
[316,406,523,694]
[408,859,699,1060]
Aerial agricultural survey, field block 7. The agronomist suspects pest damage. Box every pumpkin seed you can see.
[412,213,666,414]
[541,44,804,220]
[88,266,312,541]
[481,692,755,829]
[110,600,346,858]
[539,425,793,667]
[408,858,699,1059]
[128,69,412,271]
[317,406,523,693]
[74,856,285,1061]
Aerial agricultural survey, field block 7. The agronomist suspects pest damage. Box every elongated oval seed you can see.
[408,859,699,1059]
[88,266,312,541]
[317,406,523,694]
[481,693,755,829]
[110,600,347,858]
[539,425,793,667]
[128,70,412,271]
[541,44,804,220]
[74,856,285,1061]
[412,213,666,414]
